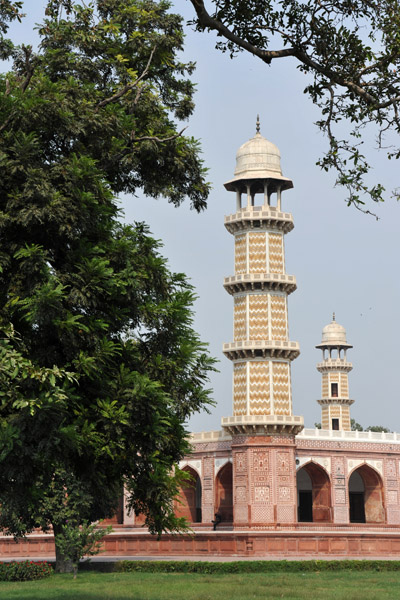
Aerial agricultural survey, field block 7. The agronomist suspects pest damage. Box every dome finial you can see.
[256,114,260,134]
[332,312,336,321]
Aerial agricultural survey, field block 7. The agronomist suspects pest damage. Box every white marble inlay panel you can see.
[295,456,331,475]
[347,459,383,477]
[215,457,232,475]
[179,459,202,477]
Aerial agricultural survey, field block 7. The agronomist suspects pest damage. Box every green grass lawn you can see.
[1,571,400,600]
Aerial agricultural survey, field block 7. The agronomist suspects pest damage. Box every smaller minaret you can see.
[316,314,354,431]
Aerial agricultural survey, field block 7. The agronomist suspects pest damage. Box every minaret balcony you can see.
[223,339,300,361]
[317,398,355,406]
[224,272,297,295]
[317,359,353,373]
[224,207,294,234]
[221,413,304,436]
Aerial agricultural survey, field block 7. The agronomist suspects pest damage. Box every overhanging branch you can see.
[189,0,296,64]
[188,0,399,111]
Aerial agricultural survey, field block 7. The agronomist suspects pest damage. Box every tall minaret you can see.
[222,118,303,436]
[221,119,303,527]
[316,314,354,431]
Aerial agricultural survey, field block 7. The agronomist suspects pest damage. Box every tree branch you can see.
[189,0,399,111]
[20,45,34,93]
[130,127,187,144]
[96,46,157,111]
[189,0,296,64]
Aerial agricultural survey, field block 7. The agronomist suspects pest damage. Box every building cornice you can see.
[224,273,297,295]
[223,339,300,361]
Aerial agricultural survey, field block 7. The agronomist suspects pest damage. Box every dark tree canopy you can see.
[350,420,390,432]
[0,0,215,570]
[189,0,400,214]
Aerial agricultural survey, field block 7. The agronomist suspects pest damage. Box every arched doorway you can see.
[349,464,385,523]
[175,467,202,523]
[215,462,233,522]
[297,462,332,523]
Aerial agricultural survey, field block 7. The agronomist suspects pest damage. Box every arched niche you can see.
[297,462,332,523]
[349,464,385,524]
[215,462,233,522]
[175,466,202,524]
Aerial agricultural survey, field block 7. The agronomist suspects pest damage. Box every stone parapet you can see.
[190,430,232,443]
[224,207,294,234]
[297,429,400,444]
[317,359,353,373]
[222,414,304,436]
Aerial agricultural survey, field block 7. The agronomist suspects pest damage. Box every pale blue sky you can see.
[2,1,400,432]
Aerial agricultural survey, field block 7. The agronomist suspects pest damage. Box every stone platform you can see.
[3,527,400,560]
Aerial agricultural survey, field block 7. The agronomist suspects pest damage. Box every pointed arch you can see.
[215,461,233,522]
[297,461,332,523]
[348,463,385,523]
[175,466,202,523]
[215,458,232,477]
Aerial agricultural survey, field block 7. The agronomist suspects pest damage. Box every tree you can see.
[365,425,391,433]
[351,419,390,432]
[0,0,215,572]
[188,0,400,214]
[351,419,364,431]
[54,520,112,579]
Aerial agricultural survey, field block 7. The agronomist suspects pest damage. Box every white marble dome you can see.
[318,316,352,347]
[234,132,282,178]
[223,120,293,192]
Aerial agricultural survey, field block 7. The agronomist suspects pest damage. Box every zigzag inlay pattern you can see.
[248,232,266,273]
[233,362,247,415]
[248,295,269,340]
[268,233,284,274]
[342,408,351,430]
[249,361,271,415]
[270,295,287,340]
[234,296,246,341]
[341,376,349,396]
[235,234,246,274]
[322,374,329,397]
[272,362,291,415]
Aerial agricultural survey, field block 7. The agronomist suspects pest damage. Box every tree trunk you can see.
[53,527,74,573]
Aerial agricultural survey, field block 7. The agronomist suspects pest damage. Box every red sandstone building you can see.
[2,122,400,560]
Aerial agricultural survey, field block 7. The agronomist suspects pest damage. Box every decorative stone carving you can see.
[252,505,273,522]
[277,505,294,522]
[235,486,247,503]
[235,452,247,472]
[277,452,290,474]
[335,488,346,504]
[253,451,269,472]
[278,486,291,501]
[254,486,270,503]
